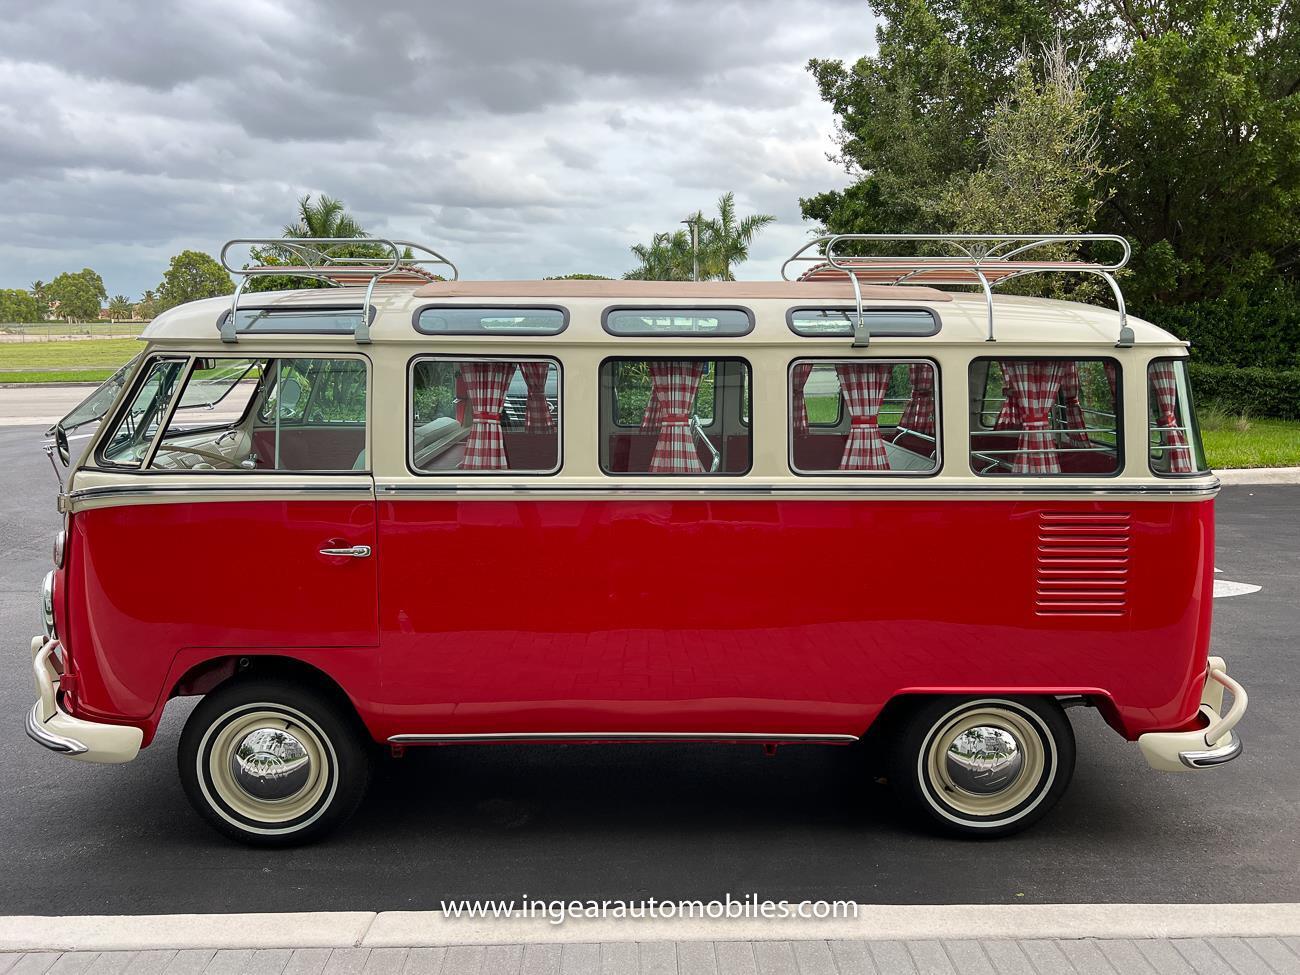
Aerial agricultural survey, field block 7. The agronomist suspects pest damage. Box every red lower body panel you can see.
[62,497,1214,745]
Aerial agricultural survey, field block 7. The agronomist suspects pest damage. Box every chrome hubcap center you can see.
[944,725,1025,796]
[230,726,312,801]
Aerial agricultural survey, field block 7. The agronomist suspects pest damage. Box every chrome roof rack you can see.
[781,234,1132,348]
[218,237,459,344]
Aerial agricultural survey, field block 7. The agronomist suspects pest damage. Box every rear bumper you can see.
[1138,656,1247,772]
[26,636,142,764]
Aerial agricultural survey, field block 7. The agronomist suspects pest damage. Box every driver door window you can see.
[102,355,368,472]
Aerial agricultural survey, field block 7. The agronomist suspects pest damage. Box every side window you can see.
[98,357,188,467]
[610,360,715,426]
[147,357,367,472]
[970,358,1119,476]
[790,360,938,474]
[1149,359,1208,475]
[409,358,560,474]
[600,358,751,475]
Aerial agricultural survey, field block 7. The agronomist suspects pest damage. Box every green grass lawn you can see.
[1199,413,1300,469]
[0,338,140,374]
[0,369,117,384]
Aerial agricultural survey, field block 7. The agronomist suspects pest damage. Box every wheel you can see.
[178,678,370,846]
[887,696,1075,838]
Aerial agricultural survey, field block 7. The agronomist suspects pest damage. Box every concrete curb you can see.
[1,904,1299,952]
[1217,467,1300,485]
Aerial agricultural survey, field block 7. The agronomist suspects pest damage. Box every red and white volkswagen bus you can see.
[29,234,1247,845]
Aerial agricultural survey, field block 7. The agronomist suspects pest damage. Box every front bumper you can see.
[26,636,142,764]
[1138,656,1247,772]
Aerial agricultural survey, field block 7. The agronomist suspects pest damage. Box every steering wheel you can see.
[152,443,243,469]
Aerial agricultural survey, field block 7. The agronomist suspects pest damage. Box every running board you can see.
[387,732,859,745]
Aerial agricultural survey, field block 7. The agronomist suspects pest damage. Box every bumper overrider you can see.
[26,636,142,764]
[1138,656,1247,772]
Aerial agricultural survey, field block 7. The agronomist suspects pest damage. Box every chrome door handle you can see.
[319,545,371,558]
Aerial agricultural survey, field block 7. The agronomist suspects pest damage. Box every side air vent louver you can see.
[1036,511,1131,617]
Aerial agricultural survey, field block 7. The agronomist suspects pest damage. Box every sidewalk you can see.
[2,907,1299,974]
[3,937,1299,974]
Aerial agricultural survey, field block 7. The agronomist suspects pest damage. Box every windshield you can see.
[49,352,144,436]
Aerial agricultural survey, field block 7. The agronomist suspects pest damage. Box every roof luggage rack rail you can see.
[781,234,1132,348]
[218,237,459,344]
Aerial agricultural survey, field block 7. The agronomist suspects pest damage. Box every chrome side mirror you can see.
[55,426,70,466]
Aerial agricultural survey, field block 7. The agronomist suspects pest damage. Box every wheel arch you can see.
[165,653,374,743]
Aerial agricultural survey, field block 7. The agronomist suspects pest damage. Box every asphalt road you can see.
[1,424,1296,915]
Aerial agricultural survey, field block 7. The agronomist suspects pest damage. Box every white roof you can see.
[140,280,1186,349]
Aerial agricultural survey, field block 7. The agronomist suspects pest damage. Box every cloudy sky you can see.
[0,0,873,300]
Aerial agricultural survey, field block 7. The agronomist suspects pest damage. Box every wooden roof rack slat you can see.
[782,234,1132,348]
[218,237,458,344]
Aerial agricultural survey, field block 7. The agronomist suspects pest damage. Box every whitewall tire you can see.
[888,696,1075,838]
[178,679,370,846]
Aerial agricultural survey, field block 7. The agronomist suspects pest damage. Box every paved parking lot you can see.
[1,423,1296,916]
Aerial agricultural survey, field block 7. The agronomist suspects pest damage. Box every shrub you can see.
[1144,281,1300,370]
[1189,364,1300,420]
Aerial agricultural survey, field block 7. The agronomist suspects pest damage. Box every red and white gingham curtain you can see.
[1058,362,1090,448]
[836,362,892,471]
[647,360,705,473]
[519,362,554,433]
[994,361,1020,430]
[791,363,814,434]
[1003,360,1068,474]
[459,361,514,470]
[899,363,935,435]
[1150,361,1193,473]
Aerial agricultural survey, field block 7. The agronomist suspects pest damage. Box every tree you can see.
[283,193,366,240]
[248,193,385,292]
[544,273,614,280]
[156,251,233,312]
[694,192,777,281]
[625,194,775,281]
[47,269,107,322]
[625,230,695,281]
[136,289,158,320]
[0,289,44,323]
[30,280,48,310]
[800,0,1300,317]
[107,295,134,320]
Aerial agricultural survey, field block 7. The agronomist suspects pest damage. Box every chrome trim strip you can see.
[1178,730,1242,769]
[68,483,371,501]
[25,701,89,756]
[388,731,859,744]
[376,481,1220,498]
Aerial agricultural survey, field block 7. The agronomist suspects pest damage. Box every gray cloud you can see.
[0,0,869,296]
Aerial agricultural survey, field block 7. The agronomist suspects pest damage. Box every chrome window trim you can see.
[405,354,564,477]
[787,357,942,478]
[1147,356,1212,478]
[601,305,755,337]
[786,305,941,338]
[411,304,570,336]
[94,353,373,476]
[969,356,1125,479]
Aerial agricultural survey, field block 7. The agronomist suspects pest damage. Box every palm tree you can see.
[624,194,775,281]
[624,231,694,281]
[107,295,133,320]
[697,193,776,281]
[282,194,367,240]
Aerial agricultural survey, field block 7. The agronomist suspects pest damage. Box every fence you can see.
[0,321,149,341]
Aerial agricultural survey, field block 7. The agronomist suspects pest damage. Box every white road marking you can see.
[1215,579,1263,598]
